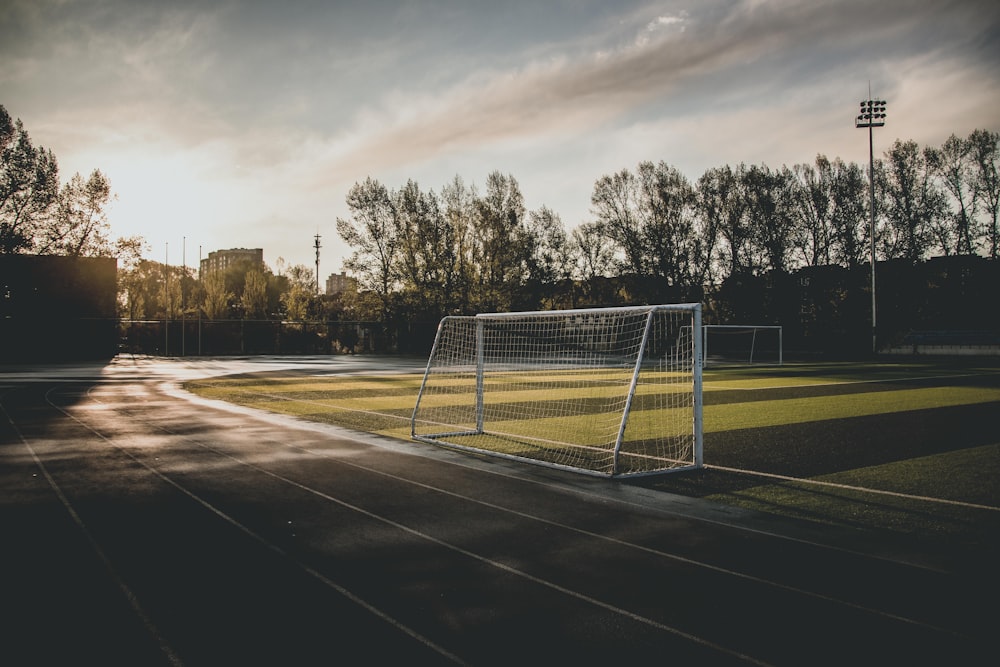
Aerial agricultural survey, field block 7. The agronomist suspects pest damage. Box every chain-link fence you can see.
[118,319,393,356]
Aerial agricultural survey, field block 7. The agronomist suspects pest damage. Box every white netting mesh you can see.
[411,305,701,477]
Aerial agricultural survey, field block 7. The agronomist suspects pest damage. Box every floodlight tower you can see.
[856,93,886,354]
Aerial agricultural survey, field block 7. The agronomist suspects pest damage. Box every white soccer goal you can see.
[702,325,783,366]
[411,304,703,477]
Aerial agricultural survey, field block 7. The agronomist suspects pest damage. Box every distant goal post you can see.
[411,304,703,478]
[701,324,783,366]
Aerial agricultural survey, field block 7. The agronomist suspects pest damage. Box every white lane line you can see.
[1,391,185,667]
[163,378,960,575]
[704,464,1000,513]
[90,383,965,641]
[42,388,466,666]
[71,384,773,666]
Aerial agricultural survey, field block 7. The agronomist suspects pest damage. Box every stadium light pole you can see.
[856,94,886,354]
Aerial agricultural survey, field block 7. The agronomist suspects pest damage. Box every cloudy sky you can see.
[3,0,998,275]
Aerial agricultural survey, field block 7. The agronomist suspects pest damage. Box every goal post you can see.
[411,304,703,477]
[702,325,783,367]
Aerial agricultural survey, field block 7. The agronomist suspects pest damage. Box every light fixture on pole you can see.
[855,94,886,354]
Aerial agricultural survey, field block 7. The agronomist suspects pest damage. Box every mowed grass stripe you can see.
[189,377,424,399]
[706,385,1000,432]
[187,375,1000,438]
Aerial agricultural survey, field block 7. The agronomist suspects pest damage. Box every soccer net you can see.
[702,325,783,367]
[411,304,703,478]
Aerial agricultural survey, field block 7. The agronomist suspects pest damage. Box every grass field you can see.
[185,357,1000,555]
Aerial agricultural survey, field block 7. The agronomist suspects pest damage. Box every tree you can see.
[1,105,138,262]
[279,264,318,321]
[241,268,268,319]
[336,177,398,318]
[878,139,947,261]
[439,175,478,313]
[637,161,697,289]
[472,171,527,312]
[590,168,645,276]
[202,271,232,320]
[969,129,999,258]
[571,220,618,306]
[828,158,869,269]
[0,107,60,253]
[926,133,978,255]
[743,164,795,274]
[590,160,701,300]
[36,170,115,256]
[393,179,455,318]
[118,259,157,320]
[522,205,571,309]
[697,164,748,280]
[789,157,835,267]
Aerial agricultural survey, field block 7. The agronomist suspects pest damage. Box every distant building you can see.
[326,271,357,295]
[200,248,264,277]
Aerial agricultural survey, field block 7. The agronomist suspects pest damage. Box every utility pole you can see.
[164,242,169,356]
[314,233,322,295]
[182,237,186,356]
[855,89,886,355]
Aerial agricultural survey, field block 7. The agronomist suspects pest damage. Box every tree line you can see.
[1,104,327,323]
[5,101,997,341]
[117,257,330,323]
[336,128,999,327]
[0,105,144,262]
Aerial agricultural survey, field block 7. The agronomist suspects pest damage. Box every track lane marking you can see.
[86,383,969,642]
[0,388,184,667]
[37,386,466,666]
[61,384,774,666]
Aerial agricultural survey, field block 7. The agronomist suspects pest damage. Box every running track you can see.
[0,356,993,666]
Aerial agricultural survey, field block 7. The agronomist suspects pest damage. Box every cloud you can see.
[5,0,997,269]
[635,13,688,47]
[313,0,997,185]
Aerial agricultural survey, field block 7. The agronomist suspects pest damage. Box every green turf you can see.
[184,359,1000,551]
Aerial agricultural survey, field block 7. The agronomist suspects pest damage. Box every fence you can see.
[119,319,388,356]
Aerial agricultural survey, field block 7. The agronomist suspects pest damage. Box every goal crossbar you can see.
[411,304,703,477]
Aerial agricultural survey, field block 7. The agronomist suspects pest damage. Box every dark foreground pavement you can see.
[1,356,995,666]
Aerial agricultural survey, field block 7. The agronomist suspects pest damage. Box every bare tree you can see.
[742,164,795,274]
[590,168,644,276]
[637,161,697,288]
[878,140,947,261]
[522,205,572,309]
[828,158,869,269]
[697,164,748,280]
[571,220,617,305]
[524,205,570,285]
[926,134,978,255]
[789,157,834,267]
[969,129,1000,258]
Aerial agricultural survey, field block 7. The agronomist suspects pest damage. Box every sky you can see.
[2,0,998,276]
